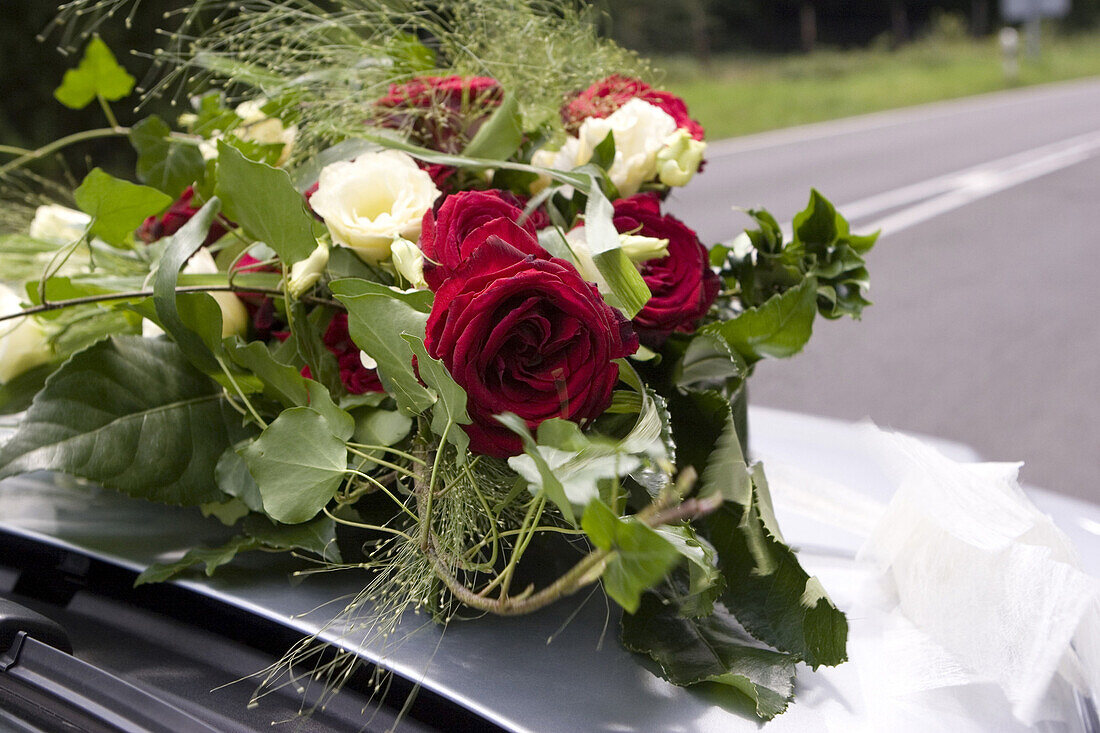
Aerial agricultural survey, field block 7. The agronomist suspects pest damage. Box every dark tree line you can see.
[602,0,1100,56]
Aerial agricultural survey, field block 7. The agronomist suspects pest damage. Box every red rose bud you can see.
[612,194,718,346]
[375,75,503,153]
[137,186,232,246]
[425,236,638,458]
[563,74,705,141]
[420,190,545,290]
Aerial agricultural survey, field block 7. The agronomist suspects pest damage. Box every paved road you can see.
[666,78,1100,503]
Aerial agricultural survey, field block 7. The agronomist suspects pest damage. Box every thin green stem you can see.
[0,126,200,177]
[97,95,121,130]
[216,355,267,429]
[0,144,34,156]
[346,442,426,466]
[323,506,413,542]
[344,446,417,478]
[344,469,419,522]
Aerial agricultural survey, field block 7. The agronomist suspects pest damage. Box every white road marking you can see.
[774,128,1100,240]
[706,76,1100,158]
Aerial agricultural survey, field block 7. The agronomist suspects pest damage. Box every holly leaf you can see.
[581,498,680,613]
[130,115,206,197]
[54,36,135,110]
[240,406,348,524]
[74,168,172,246]
[0,336,253,505]
[621,583,796,720]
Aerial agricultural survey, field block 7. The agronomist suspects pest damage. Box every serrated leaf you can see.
[54,36,134,109]
[241,406,348,524]
[581,499,680,613]
[242,513,341,563]
[792,188,838,248]
[0,336,252,505]
[583,187,651,318]
[402,334,470,461]
[215,141,318,264]
[702,277,817,363]
[129,116,206,197]
[74,168,172,246]
[653,527,722,617]
[153,199,223,373]
[330,279,435,416]
[673,332,748,390]
[136,535,258,585]
[462,92,522,161]
[621,585,795,720]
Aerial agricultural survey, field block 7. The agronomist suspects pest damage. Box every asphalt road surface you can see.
[666,78,1100,504]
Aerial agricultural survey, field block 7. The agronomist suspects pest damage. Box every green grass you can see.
[658,31,1100,140]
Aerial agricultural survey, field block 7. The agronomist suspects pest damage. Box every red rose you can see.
[612,194,718,346]
[420,190,545,290]
[563,74,705,141]
[137,186,232,246]
[323,312,384,394]
[425,233,638,457]
[376,75,503,153]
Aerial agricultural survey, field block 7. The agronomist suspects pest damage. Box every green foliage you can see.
[135,535,258,585]
[130,115,206,197]
[402,335,471,460]
[329,279,435,416]
[461,92,523,161]
[240,406,348,524]
[581,498,680,614]
[0,336,253,505]
[53,36,134,110]
[242,513,341,563]
[702,277,818,364]
[214,141,318,265]
[583,186,651,317]
[74,168,171,245]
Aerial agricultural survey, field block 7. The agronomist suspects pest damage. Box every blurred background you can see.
[1,1,1098,502]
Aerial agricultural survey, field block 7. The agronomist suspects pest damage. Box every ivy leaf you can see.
[74,168,172,246]
[242,513,341,563]
[225,338,308,407]
[304,380,355,441]
[584,186,651,317]
[329,279,435,416]
[581,499,680,613]
[53,36,135,109]
[792,188,838,248]
[702,276,817,363]
[0,336,253,505]
[462,92,522,161]
[215,140,318,265]
[240,406,348,524]
[215,445,264,513]
[621,583,796,721]
[698,416,848,669]
[402,334,470,461]
[135,536,258,586]
[129,116,206,197]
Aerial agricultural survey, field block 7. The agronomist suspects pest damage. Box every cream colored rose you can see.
[182,249,249,337]
[532,99,678,197]
[0,285,52,384]
[310,151,440,263]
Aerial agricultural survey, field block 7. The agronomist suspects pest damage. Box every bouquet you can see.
[0,0,876,721]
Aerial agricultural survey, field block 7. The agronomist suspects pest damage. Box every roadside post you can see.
[1000,0,1071,58]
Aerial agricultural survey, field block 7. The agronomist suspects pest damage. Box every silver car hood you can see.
[1,406,1097,732]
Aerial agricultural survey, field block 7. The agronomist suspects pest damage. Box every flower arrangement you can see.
[0,0,876,721]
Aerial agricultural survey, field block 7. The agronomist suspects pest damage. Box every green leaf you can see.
[329,279,435,416]
[53,36,134,109]
[242,513,341,563]
[792,188,838,248]
[584,187,651,318]
[215,140,318,264]
[215,445,264,513]
[698,419,848,668]
[225,338,308,407]
[0,336,252,505]
[304,380,355,441]
[352,408,413,448]
[153,199,223,373]
[462,92,523,161]
[74,168,172,246]
[667,388,735,476]
[581,499,680,614]
[402,334,470,461]
[240,406,348,524]
[702,277,817,363]
[129,116,206,197]
[496,412,576,525]
[621,584,796,720]
[0,364,53,416]
[653,526,722,618]
[135,536,258,585]
[672,332,748,391]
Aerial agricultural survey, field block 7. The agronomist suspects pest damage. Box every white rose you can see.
[0,285,52,384]
[532,99,678,197]
[310,151,440,263]
[29,205,90,243]
[182,249,250,338]
[656,128,706,187]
